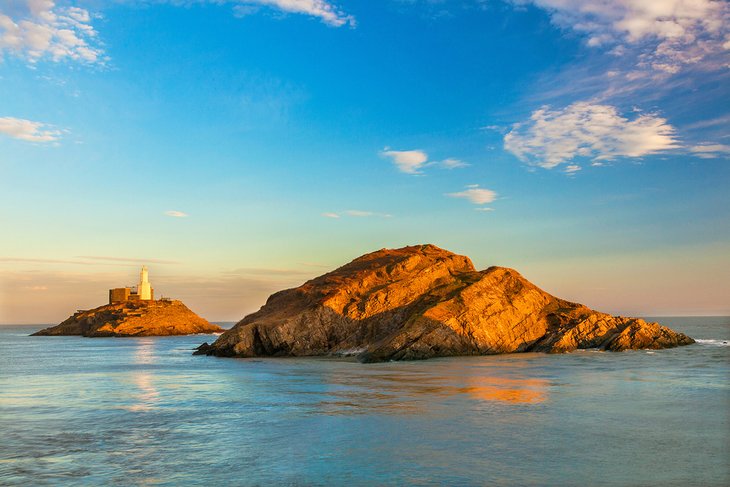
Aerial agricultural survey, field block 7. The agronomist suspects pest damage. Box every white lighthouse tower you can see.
[138,265,153,300]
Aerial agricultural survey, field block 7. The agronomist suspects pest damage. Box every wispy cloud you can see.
[0,1,352,69]
[23,285,48,291]
[0,116,61,142]
[521,0,730,76]
[504,102,679,169]
[0,255,178,266]
[446,185,498,205]
[689,143,730,159]
[233,0,355,27]
[346,209,392,217]
[380,148,470,174]
[0,257,90,265]
[440,158,470,169]
[0,1,103,64]
[381,149,429,174]
[223,267,314,277]
[322,209,393,218]
[164,210,188,218]
[77,256,181,265]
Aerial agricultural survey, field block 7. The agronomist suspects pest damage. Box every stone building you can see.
[109,266,155,304]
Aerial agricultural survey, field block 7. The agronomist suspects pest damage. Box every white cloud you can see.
[78,255,180,265]
[0,1,352,67]
[233,0,355,27]
[522,0,730,75]
[381,148,469,174]
[446,186,498,205]
[323,210,392,218]
[564,164,582,173]
[0,1,103,64]
[440,158,470,169]
[23,285,48,291]
[381,149,429,174]
[689,143,730,158]
[0,116,61,142]
[165,210,188,218]
[345,210,373,217]
[474,207,494,212]
[345,209,392,218]
[504,102,679,169]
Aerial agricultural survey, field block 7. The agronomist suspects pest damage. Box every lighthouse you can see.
[108,266,155,304]
[138,265,153,300]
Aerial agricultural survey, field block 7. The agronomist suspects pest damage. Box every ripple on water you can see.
[0,321,728,486]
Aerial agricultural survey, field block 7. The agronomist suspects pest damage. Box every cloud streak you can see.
[504,102,680,169]
[380,148,470,174]
[165,210,188,218]
[322,209,393,218]
[0,116,61,142]
[446,186,498,205]
[234,0,355,27]
[0,255,179,266]
[77,256,181,265]
[689,143,730,159]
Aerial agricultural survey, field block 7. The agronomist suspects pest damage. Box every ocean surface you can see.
[1,317,728,486]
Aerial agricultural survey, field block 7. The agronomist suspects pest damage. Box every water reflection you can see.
[298,357,549,415]
[127,339,158,412]
[460,376,547,404]
[133,338,156,365]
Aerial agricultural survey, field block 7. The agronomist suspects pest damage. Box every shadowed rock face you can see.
[195,244,694,362]
[32,300,223,337]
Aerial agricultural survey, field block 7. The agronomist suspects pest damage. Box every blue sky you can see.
[1,0,729,323]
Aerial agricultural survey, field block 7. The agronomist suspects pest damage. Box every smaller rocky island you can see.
[32,266,222,337]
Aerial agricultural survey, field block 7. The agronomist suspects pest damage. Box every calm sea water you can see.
[1,317,728,486]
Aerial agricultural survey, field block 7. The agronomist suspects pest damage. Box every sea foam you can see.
[695,339,730,347]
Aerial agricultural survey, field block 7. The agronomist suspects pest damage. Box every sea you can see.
[0,317,728,486]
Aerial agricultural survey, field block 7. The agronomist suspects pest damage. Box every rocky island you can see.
[195,244,693,362]
[33,299,222,337]
[32,266,223,337]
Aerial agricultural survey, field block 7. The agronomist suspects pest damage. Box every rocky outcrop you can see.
[32,300,223,337]
[194,244,694,362]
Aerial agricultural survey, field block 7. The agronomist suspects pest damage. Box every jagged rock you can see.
[32,300,222,337]
[194,244,694,362]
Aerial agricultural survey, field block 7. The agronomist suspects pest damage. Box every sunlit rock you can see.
[195,244,693,362]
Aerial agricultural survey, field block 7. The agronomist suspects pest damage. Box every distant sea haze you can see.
[0,317,728,485]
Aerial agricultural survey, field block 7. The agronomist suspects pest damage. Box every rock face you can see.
[195,244,694,362]
[32,300,223,337]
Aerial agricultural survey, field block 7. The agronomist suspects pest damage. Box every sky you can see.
[0,0,729,323]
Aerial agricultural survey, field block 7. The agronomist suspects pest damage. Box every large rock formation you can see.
[195,244,693,362]
[32,300,223,337]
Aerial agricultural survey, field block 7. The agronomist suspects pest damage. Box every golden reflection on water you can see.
[459,376,547,404]
[127,339,159,412]
[133,338,156,365]
[311,357,549,415]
